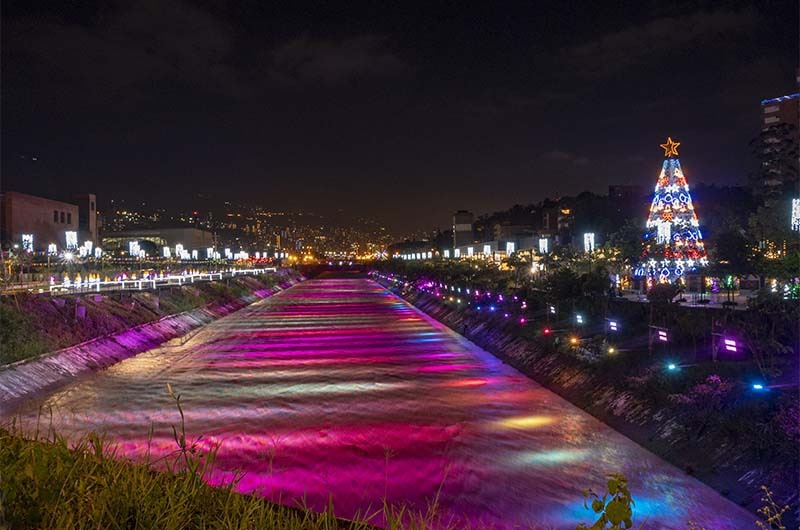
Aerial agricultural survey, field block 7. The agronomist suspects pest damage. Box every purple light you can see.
[723,338,737,352]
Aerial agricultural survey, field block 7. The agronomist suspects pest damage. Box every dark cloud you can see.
[270,34,408,84]
[564,8,757,78]
[542,150,590,165]
[4,0,248,108]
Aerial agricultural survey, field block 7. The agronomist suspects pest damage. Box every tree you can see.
[609,218,644,264]
[547,268,581,302]
[709,229,751,276]
[639,138,708,285]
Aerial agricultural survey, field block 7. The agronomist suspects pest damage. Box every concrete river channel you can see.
[2,278,755,529]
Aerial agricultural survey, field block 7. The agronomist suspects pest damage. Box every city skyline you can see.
[3,0,797,231]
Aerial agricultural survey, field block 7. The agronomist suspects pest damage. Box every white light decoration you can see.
[163,246,172,258]
[255,252,261,259]
[78,246,88,258]
[467,246,474,257]
[138,249,146,259]
[128,241,140,256]
[191,250,198,260]
[657,222,671,244]
[506,242,515,254]
[47,243,58,255]
[792,198,800,231]
[454,248,461,258]
[94,247,102,259]
[84,241,93,254]
[538,238,549,254]
[207,247,214,259]
[65,231,78,250]
[583,232,595,253]
[21,234,34,253]
[427,251,432,259]
[224,248,233,259]
[483,244,491,256]
[175,243,185,256]
[443,249,451,258]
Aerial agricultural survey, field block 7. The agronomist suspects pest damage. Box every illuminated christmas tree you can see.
[638,137,708,284]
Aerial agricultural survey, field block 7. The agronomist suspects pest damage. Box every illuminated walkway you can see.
[3,279,754,529]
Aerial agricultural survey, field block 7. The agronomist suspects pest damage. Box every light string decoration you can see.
[636,137,708,284]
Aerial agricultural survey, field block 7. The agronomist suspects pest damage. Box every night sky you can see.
[2,1,797,232]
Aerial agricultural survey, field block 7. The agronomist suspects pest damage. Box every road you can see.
[2,278,755,529]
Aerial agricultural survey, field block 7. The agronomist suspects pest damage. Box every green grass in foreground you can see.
[0,425,379,530]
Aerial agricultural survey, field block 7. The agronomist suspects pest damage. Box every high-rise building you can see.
[754,93,799,199]
[452,210,474,248]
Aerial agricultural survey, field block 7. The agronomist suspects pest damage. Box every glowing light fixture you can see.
[21,234,33,252]
[65,231,78,250]
[506,242,515,254]
[792,198,800,231]
[608,320,619,332]
[583,233,595,253]
[128,241,140,256]
[538,238,549,254]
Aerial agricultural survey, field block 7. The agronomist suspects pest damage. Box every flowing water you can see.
[2,278,755,529]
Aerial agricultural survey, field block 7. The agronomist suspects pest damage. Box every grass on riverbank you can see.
[0,272,296,365]
[0,424,378,530]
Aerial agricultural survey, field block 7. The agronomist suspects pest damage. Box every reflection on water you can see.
[3,279,753,529]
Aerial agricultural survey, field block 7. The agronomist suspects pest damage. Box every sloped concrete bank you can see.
[0,275,302,408]
[382,282,792,520]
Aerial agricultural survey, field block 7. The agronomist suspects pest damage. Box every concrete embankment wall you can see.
[386,283,769,517]
[0,278,300,408]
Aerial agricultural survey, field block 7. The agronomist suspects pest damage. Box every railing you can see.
[44,267,277,295]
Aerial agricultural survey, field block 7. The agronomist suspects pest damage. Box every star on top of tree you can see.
[659,137,680,157]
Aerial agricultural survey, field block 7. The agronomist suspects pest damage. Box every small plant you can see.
[576,473,635,530]
[754,486,790,530]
